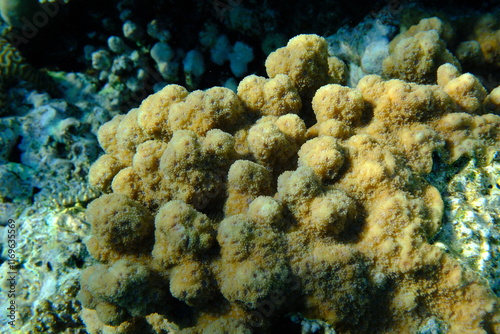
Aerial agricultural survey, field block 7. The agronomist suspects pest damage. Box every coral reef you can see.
[382,17,461,84]
[0,90,112,213]
[0,38,58,111]
[428,150,500,296]
[0,206,90,332]
[0,75,115,333]
[1,2,500,333]
[265,35,346,99]
[380,13,500,91]
[81,32,500,333]
[466,12,500,68]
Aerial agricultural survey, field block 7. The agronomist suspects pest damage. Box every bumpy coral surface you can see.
[82,34,500,333]
[468,13,500,68]
[383,17,461,84]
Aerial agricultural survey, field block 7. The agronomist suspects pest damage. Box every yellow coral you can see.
[85,194,155,262]
[82,32,500,334]
[265,34,345,98]
[225,160,273,216]
[383,18,461,84]
[297,136,344,180]
[237,74,302,116]
[312,84,364,125]
[388,17,455,51]
[159,129,235,209]
[169,260,215,306]
[442,73,488,114]
[168,87,244,136]
[470,13,500,67]
[485,86,500,113]
[152,200,215,267]
[246,114,305,173]
[216,204,289,308]
[137,84,188,140]
[0,38,59,108]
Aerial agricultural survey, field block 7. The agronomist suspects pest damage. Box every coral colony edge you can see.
[0,1,499,334]
[80,33,500,334]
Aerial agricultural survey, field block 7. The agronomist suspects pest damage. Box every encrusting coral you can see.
[80,33,500,333]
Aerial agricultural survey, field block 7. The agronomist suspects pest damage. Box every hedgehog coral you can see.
[265,34,346,99]
[469,13,500,68]
[237,74,302,117]
[78,259,170,327]
[81,33,500,333]
[85,193,155,262]
[382,17,461,84]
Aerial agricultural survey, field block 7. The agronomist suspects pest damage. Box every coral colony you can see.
[0,1,499,333]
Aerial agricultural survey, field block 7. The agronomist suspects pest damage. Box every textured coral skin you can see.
[82,33,500,333]
[382,17,461,84]
[469,13,500,68]
[265,34,346,99]
[237,74,302,116]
